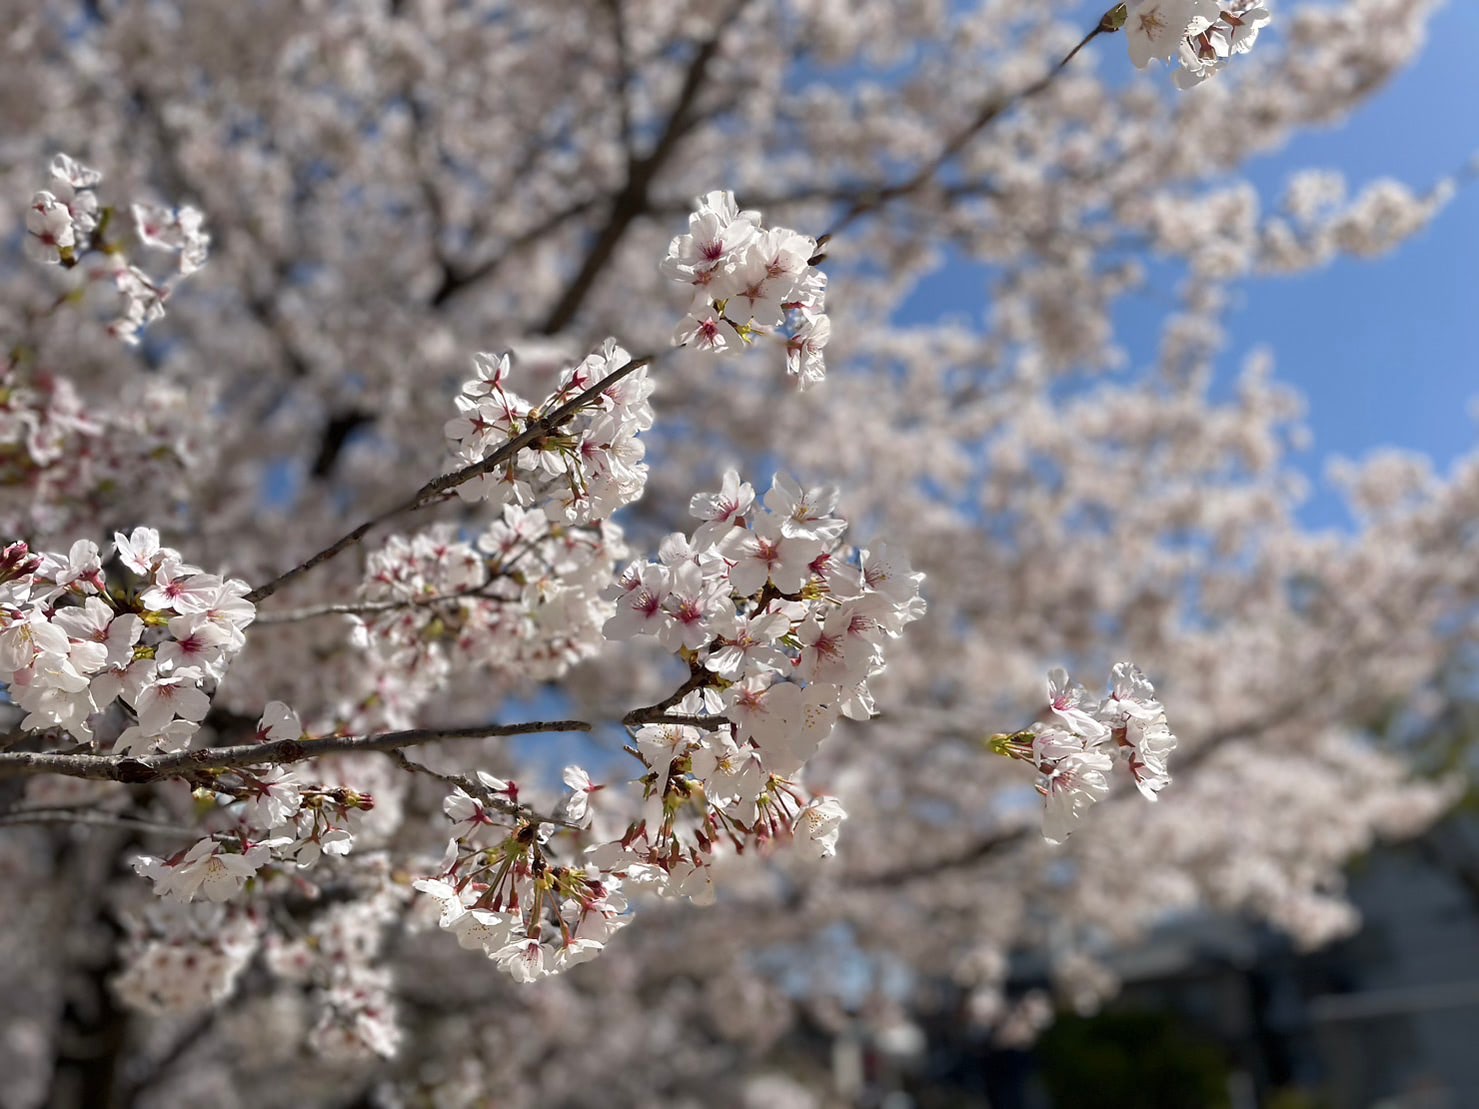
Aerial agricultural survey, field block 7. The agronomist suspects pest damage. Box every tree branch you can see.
[604,0,638,161]
[621,665,717,728]
[245,352,654,604]
[387,750,575,828]
[629,713,733,732]
[822,10,1116,240]
[429,194,602,308]
[851,826,1031,889]
[0,720,592,784]
[254,581,511,625]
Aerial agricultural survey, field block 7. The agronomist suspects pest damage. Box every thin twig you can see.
[245,352,654,604]
[1060,8,1120,70]
[0,720,593,784]
[388,750,576,829]
[254,582,511,625]
[629,713,733,732]
[821,7,1119,241]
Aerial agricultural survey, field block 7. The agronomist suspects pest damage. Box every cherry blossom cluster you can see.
[132,755,370,910]
[663,191,830,388]
[116,703,406,1055]
[413,776,631,984]
[0,530,253,750]
[24,154,100,267]
[265,878,405,1060]
[112,902,263,1017]
[124,692,388,914]
[1122,0,1271,88]
[991,664,1178,844]
[404,470,922,980]
[350,512,628,725]
[444,340,653,523]
[134,833,287,904]
[596,471,924,878]
[125,831,401,1058]
[24,153,209,344]
[592,728,849,889]
[0,353,204,538]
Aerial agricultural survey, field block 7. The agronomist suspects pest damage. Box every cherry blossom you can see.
[0,1,1466,1101]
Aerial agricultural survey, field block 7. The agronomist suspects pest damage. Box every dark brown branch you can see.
[622,665,717,728]
[631,713,733,732]
[0,720,592,784]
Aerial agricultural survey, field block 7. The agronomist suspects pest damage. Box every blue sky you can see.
[1227,0,1479,526]
[901,2,1479,529]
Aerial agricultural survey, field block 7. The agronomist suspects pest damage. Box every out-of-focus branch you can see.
[0,808,198,837]
[428,193,603,308]
[536,0,754,335]
[605,0,638,160]
[653,176,1005,220]
[851,827,1031,889]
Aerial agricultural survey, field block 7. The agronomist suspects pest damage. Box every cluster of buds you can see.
[591,724,849,899]
[1119,0,1271,88]
[663,191,830,388]
[25,153,209,343]
[444,340,653,524]
[990,664,1178,843]
[0,529,254,749]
